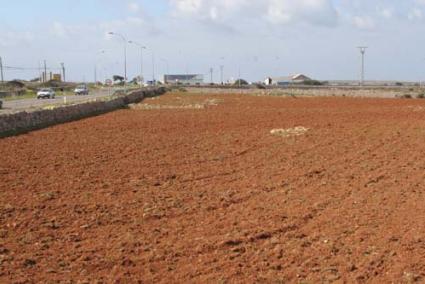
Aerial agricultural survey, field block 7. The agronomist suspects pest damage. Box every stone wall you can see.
[0,87,167,138]
[186,86,418,98]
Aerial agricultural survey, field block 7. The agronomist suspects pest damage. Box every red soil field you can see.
[1,92,425,283]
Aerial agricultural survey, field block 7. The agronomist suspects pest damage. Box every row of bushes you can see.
[401,93,425,99]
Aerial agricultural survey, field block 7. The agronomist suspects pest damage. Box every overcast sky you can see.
[1,0,425,82]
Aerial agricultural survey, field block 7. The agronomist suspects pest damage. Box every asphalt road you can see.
[0,88,117,113]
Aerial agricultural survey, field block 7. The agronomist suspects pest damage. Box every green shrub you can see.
[302,80,324,86]
[234,79,248,86]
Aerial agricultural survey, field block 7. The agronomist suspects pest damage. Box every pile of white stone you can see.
[270,127,309,138]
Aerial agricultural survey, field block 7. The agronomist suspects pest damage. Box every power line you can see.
[3,65,61,71]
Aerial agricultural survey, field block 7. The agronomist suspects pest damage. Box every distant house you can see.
[264,77,273,85]
[163,74,204,85]
[265,74,312,86]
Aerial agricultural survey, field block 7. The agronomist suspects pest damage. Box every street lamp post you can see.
[95,50,105,85]
[161,58,169,75]
[219,57,225,85]
[358,46,368,86]
[129,41,146,85]
[152,51,156,85]
[109,32,127,84]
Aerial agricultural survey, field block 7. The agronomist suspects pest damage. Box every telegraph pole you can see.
[108,32,127,83]
[210,67,213,83]
[220,65,224,85]
[128,41,146,85]
[238,67,241,87]
[152,52,156,85]
[358,47,368,86]
[61,62,66,82]
[0,56,4,83]
[38,61,42,82]
[44,60,47,83]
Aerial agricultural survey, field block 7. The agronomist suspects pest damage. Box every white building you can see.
[264,74,312,86]
[163,74,204,85]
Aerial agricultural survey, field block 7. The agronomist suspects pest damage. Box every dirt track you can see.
[1,92,425,283]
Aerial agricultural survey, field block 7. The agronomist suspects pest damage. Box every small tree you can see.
[234,79,248,86]
[302,80,324,86]
[113,75,125,83]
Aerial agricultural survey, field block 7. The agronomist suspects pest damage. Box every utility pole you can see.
[238,67,241,88]
[161,58,169,75]
[94,65,97,84]
[38,61,41,82]
[44,60,47,83]
[140,47,144,84]
[140,46,146,84]
[220,65,224,85]
[0,56,4,83]
[61,63,66,82]
[109,32,127,84]
[152,52,156,85]
[210,67,214,83]
[128,41,146,85]
[358,47,368,86]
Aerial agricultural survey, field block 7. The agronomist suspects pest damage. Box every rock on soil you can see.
[270,127,309,137]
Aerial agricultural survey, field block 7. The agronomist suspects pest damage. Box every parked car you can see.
[74,85,89,96]
[37,88,56,99]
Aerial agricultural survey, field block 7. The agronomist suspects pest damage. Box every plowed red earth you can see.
[2,92,425,283]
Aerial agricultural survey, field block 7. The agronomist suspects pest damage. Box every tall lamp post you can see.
[128,41,146,85]
[109,32,127,83]
[95,50,105,85]
[358,46,368,86]
[152,51,156,85]
[219,57,225,85]
[161,58,169,75]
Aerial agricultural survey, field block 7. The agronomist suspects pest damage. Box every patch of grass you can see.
[417,93,425,99]
[3,90,75,101]
[3,90,36,101]
[401,94,413,99]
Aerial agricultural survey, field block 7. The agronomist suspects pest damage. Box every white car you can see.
[74,85,89,96]
[37,88,56,99]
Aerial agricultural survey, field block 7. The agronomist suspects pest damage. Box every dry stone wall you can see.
[0,87,167,138]
[186,86,415,98]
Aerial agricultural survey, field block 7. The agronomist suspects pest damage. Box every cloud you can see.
[352,16,375,30]
[169,0,338,27]
[379,8,393,19]
[408,8,423,20]
[172,0,203,14]
[415,0,425,6]
[266,0,338,26]
[128,2,141,13]
[50,22,69,38]
[0,31,34,48]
